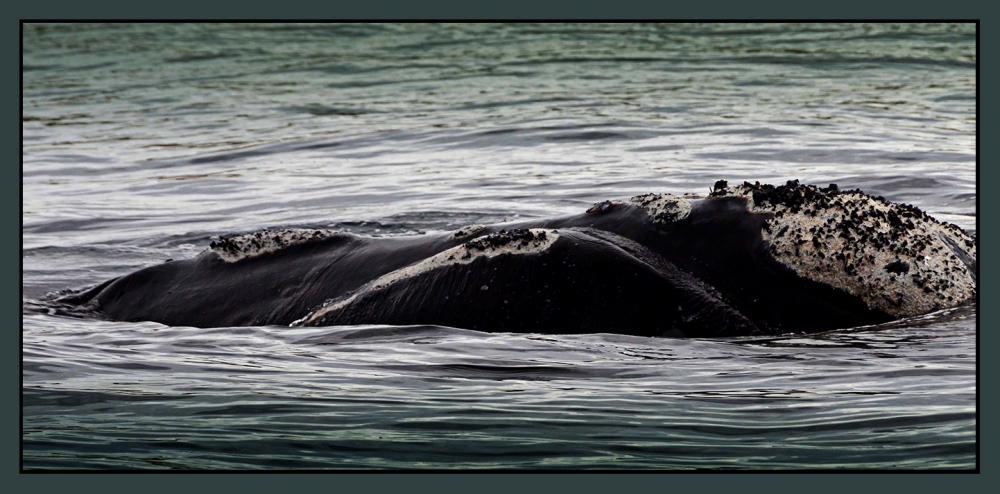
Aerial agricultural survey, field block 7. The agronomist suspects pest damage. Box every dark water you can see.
[22,23,976,470]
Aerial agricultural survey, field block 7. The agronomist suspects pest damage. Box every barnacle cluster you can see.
[209,228,340,262]
[714,180,976,317]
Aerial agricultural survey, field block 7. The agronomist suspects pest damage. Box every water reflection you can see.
[22,23,976,469]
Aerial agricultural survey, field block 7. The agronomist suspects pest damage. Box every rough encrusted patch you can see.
[586,200,627,214]
[629,193,692,225]
[712,180,977,317]
[295,228,559,326]
[452,224,486,239]
[209,228,340,263]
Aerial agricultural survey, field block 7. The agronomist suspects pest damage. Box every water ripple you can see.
[22,22,976,470]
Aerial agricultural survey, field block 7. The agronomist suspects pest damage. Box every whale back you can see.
[299,228,764,337]
[58,180,976,336]
[544,195,897,334]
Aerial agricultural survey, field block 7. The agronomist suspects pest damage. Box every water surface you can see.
[22,23,976,470]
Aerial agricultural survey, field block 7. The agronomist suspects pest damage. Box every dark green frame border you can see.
[7,1,993,492]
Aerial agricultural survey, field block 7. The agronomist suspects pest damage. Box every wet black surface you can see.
[22,23,976,470]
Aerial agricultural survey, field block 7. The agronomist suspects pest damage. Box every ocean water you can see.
[21,23,977,470]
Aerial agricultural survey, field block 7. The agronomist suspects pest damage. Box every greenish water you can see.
[22,23,976,470]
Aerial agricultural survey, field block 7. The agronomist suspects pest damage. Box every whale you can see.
[58,180,977,337]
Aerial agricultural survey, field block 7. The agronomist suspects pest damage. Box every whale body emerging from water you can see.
[60,181,977,337]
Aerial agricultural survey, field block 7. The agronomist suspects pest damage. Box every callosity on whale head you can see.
[713,180,976,318]
[209,228,342,263]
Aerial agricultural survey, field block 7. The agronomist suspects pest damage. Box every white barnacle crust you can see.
[716,181,976,317]
[209,228,341,263]
[629,193,692,225]
[295,228,559,326]
[452,224,486,239]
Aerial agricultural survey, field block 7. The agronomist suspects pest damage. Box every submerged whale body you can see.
[61,180,977,337]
